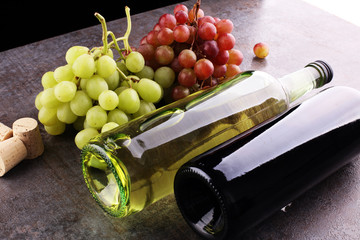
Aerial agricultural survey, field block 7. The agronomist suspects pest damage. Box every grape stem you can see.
[94,13,109,55]
[95,6,132,57]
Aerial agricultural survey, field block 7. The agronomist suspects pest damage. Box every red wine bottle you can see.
[174,86,360,240]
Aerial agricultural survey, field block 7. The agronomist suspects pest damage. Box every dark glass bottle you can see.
[174,86,360,240]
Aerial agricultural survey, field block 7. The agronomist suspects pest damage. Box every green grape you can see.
[72,54,96,79]
[65,46,89,65]
[118,88,141,114]
[70,91,93,116]
[40,88,61,109]
[114,86,128,95]
[54,81,77,102]
[86,106,108,129]
[54,65,75,83]
[41,71,57,89]
[35,91,43,110]
[107,109,129,125]
[83,118,92,129]
[96,55,117,78]
[44,121,66,135]
[104,70,120,90]
[125,51,145,73]
[73,116,85,131]
[154,66,175,88]
[86,75,109,100]
[38,107,58,126]
[80,78,88,90]
[136,65,155,80]
[57,102,78,124]
[75,128,99,149]
[132,100,156,118]
[116,61,129,75]
[101,122,119,133]
[137,78,163,103]
[98,90,119,111]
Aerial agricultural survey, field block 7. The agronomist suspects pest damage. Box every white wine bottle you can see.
[173,86,360,239]
[81,60,332,217]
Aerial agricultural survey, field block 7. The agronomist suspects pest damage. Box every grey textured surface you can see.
[1,0,360,239]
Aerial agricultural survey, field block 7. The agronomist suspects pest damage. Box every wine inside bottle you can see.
[81,61,332,218]
[174,86,360,240]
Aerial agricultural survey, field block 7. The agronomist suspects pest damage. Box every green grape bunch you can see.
[35,7,163,149]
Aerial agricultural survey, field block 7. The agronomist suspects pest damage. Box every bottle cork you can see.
[0,123,13,141]
[12,117,44,159]
[0,137,28,176]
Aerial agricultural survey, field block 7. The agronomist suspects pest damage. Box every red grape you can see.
[157,28,174,45]
[217,33,235,50]
[173,25,190,43]
[174,4,188,14]
[198,22,217,41]
[159,13,176,30]
[178,49,197,68]
[146,30,160,47]
[178,68,197,87]
[200,40,219,59]
[194,59,214,80]
[137,43,155,61]
[213,64,227,78]
[140,36,147,45]
[215,19,234,34]
[172,85,190,100]
[212,50,229,65]
[228,49,243,65]
[175,10,188,24]
[198,16,216,26]
[170,57,184,73]
[153,23,161,31]
[225,64,241,78]
[155,45,174,65]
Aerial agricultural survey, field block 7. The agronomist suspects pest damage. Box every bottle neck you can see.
[278,60,333,103]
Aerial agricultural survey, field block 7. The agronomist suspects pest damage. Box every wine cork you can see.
[12,117,44,159]
[0,123,13,141]
[0,137,28,176]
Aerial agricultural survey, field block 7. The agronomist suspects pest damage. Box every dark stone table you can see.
[1,0,360,239]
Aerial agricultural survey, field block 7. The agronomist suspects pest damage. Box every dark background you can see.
[2,1,183,52]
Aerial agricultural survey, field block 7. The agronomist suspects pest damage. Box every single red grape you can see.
[198,22,217,41]
[178,49,197,68]
[159,13,177,30]
[225,64,241,78]
[172,85,190,100]
[146,30,160,47]
[228,49,244,65]
[194,59,214,80]
[175,10,188,24]
[217,33,235,50]
[213,64,227,78]
[200,40,219,59]
[178,68,197,87]
[212,50,229,65]
[173,25,190,43]
[215,19,234,34]
[155,45,175,65]
[137,43,155,61]
[157,28,174,45]
[174,4,188,14]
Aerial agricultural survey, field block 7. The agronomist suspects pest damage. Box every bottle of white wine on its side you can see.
[81,60,333,218]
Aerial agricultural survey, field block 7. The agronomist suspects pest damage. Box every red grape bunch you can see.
[137,1,244,101]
